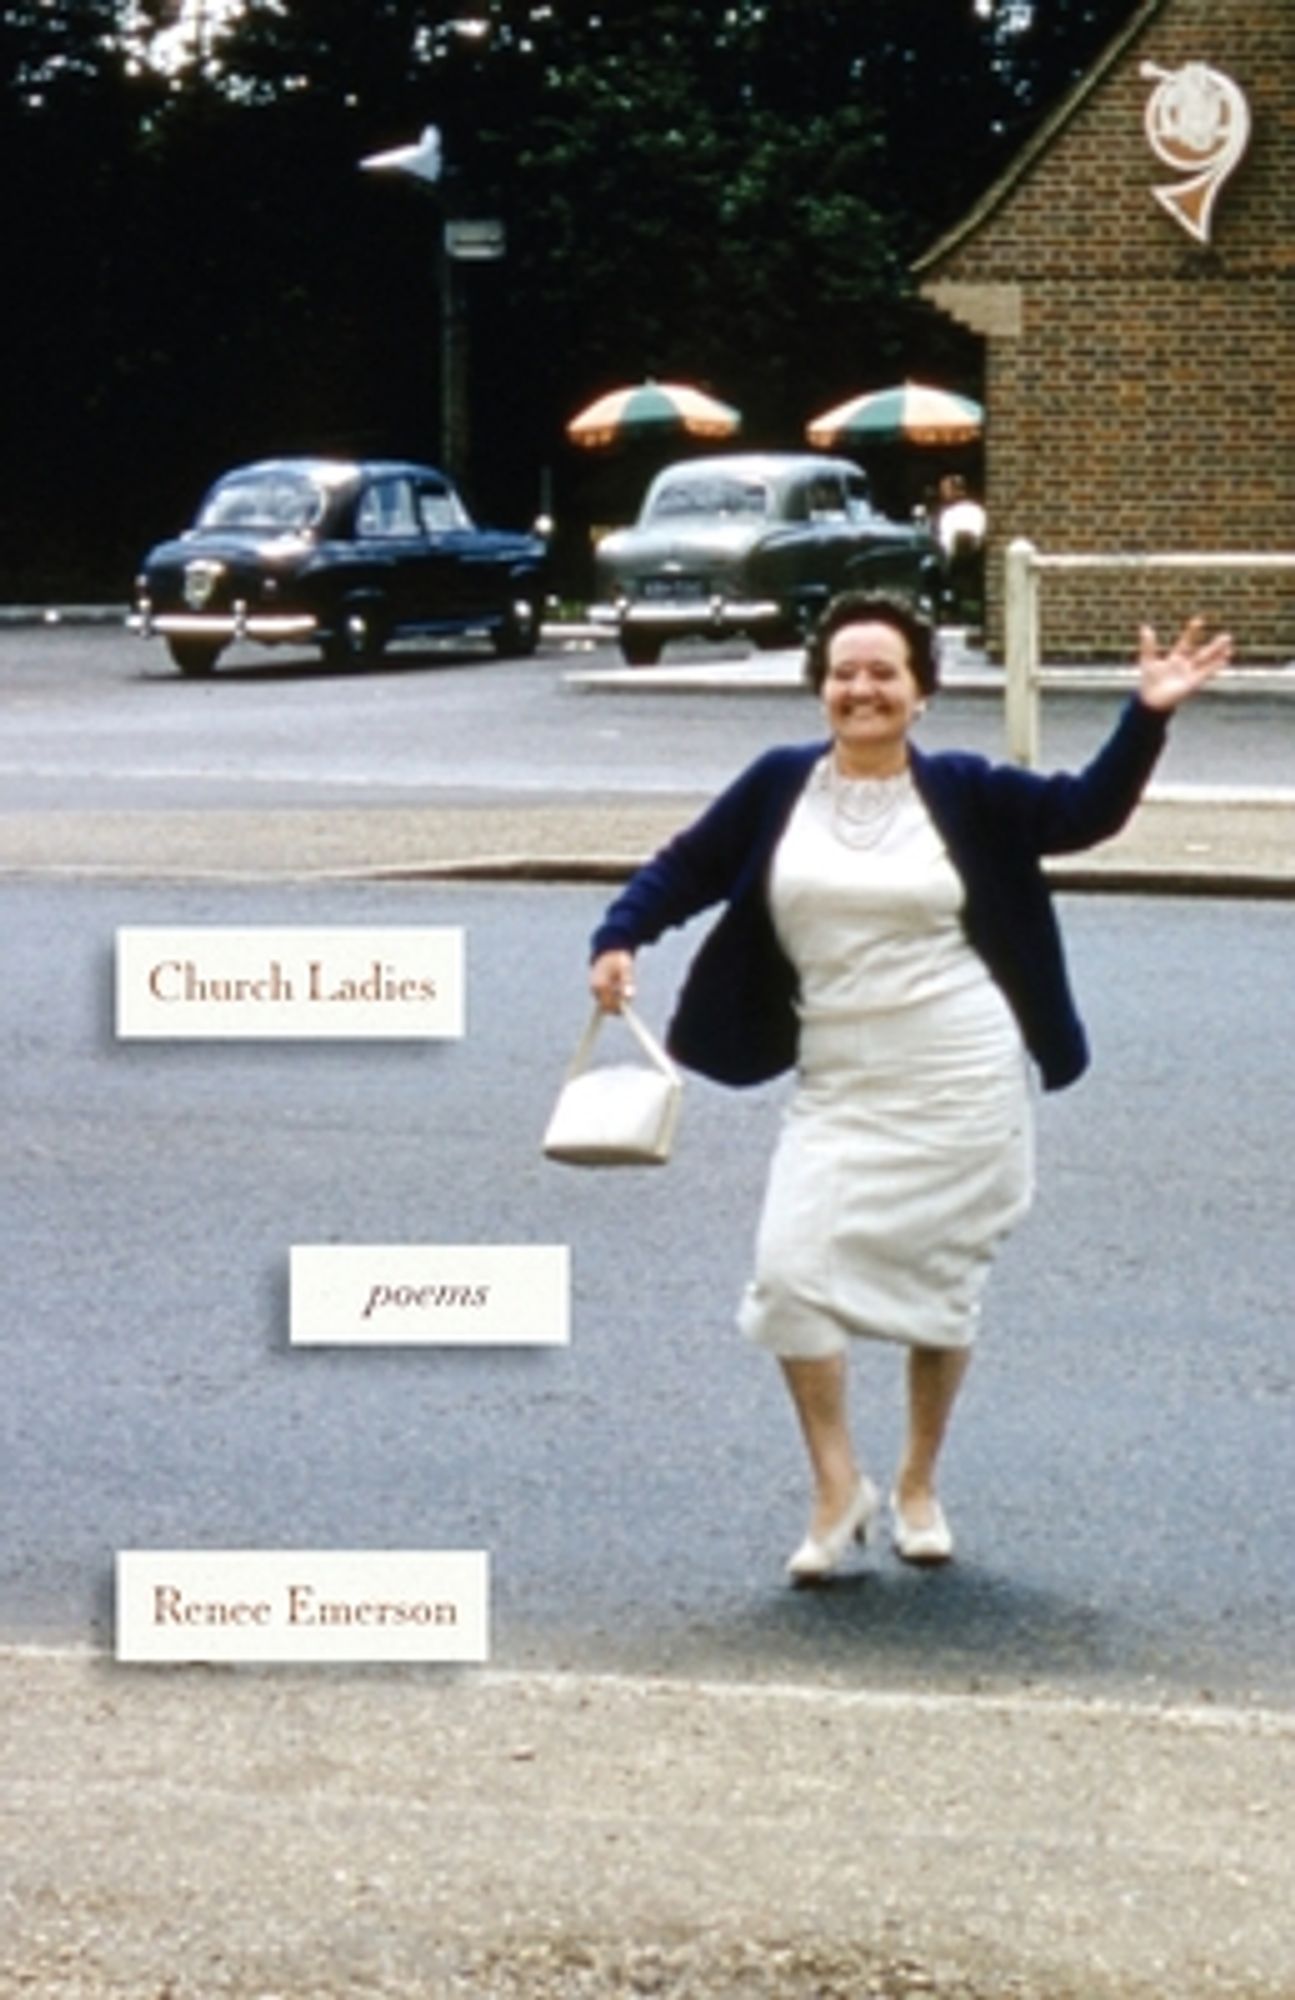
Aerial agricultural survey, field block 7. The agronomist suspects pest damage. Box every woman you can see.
[589,594,1231,1583]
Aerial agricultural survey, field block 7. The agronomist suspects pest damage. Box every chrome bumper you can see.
[592,597,783,633]
[131,606,319,642]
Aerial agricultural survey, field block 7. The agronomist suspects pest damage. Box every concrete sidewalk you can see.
[3,788,1295,893]
[4,1648,1293,1999]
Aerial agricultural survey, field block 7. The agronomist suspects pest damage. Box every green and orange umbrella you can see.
[566,378,742,450]
[806,380,983,450]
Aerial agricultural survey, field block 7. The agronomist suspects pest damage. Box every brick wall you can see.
[919,0,1293,659]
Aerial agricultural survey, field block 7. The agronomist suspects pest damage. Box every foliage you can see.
[0,0,1146,592]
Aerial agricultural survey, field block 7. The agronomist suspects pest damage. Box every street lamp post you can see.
[360,125,504,480]
[440,217,506,479]
[438,230,466,476]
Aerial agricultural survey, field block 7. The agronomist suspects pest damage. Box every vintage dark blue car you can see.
[593,452,943,666]
[132,456,549,675]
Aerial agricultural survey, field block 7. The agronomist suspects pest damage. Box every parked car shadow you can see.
[136,637,545,684]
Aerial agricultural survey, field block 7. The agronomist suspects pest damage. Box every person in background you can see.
[588,592,1231,1583]
[935,473,987,623]
[936,472,987,554]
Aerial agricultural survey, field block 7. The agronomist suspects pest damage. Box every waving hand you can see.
[1138,616,1233,713]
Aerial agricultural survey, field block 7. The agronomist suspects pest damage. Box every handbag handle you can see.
[564,1002,681,1085]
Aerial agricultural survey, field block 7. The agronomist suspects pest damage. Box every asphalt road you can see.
[4,874,1293,1709]
[4,621,1295,808]
[5,624,1295,1997]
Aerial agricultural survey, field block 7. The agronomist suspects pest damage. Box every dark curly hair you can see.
[804,592,940,698]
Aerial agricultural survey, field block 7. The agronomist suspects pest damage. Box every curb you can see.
[358,853,1295,900]
[0,604,128,627]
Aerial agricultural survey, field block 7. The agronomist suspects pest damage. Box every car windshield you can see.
[646,477,770,523]
[198,472,324,533]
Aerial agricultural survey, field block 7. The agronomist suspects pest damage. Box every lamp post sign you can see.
[445,218,505,262]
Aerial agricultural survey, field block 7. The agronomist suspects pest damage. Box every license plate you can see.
[641,577,706,602]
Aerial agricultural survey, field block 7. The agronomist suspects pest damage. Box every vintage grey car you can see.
[593,452,942,665]
[132,456,549,675]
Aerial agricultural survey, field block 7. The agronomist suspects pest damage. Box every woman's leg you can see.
[894,1344,971,1526]
[779,1353,861,1536]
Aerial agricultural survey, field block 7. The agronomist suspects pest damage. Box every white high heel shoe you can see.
[890,1491,954,1566]
[786,1476,880,1584]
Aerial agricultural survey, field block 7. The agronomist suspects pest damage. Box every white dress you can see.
[738,758,1034,1358]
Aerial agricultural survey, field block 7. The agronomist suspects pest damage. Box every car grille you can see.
[182,559,228,610]
[153,559,267,612]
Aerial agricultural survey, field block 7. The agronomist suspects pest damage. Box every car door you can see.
[408,476,478,623]
[771,469,853,603]
[803,469,858,590]
[841,471,932,600]
[353,475,425,633]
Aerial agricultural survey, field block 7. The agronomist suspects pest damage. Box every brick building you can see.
[916,0,1292,658]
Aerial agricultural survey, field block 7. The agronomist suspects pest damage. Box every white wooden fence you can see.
[1003,539,1295,766]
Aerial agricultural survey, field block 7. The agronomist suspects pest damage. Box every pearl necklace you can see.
[820,758,913,850]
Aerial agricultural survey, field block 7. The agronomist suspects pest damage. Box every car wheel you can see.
[491,594,542,659]
[756,599,815,650]
[620,627,663,667]
[322,602,386,670]
[752,621,801,651]
[167,638,222,676]
[917,561,944,622]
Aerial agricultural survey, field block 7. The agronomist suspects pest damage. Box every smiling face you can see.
[821,619,924,778]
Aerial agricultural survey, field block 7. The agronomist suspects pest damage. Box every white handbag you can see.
[542,1003,682,1167]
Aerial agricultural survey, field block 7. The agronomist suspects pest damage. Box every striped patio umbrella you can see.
[807,380,983,449]
[566,379,741,450]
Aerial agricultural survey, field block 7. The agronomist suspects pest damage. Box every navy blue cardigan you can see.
[591,697,1169,1092]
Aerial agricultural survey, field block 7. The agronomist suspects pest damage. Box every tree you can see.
[0,0,1148,592]
[986,0,1152,128]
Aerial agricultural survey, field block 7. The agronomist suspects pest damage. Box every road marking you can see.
[5,1642,1292,1737]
